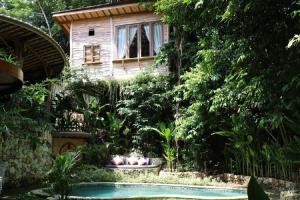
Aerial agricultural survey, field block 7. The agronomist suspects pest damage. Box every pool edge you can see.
[32,182,248,200]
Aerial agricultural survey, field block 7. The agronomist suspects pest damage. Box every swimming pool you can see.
[69,183,248,199]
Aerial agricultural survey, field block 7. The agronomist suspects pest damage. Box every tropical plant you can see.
[104,112,129,153]
[0,48,16,65]
[47,151,80,200]
[0,81,52,150]
[154,0,300,177]
[143,122,176,171]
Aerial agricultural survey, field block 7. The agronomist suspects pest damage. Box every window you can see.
[88,28,95,36]
[129,25,138,58]
[153,22,163,56]
[84,45,100,64]
[141,24,150,57]
[116,22,163,59]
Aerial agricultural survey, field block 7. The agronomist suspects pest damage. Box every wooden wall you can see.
[70,12,168,80]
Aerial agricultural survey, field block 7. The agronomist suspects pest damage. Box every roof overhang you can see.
[53,2,153,35]
[0,14,66,94]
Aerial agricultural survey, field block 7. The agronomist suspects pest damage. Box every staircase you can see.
[0,161,5,195]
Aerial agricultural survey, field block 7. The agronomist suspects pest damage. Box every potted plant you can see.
[0,48,17,65]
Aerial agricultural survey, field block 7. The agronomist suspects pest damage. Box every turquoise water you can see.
[70,183,247,199]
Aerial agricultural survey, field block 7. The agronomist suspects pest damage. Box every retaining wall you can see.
[0,133,52,187]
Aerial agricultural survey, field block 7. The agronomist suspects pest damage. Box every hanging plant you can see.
[0,48,17,65]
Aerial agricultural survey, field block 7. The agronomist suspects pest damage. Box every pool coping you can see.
[32,182,248,200]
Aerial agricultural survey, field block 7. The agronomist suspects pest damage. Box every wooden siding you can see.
[70,12,168,80]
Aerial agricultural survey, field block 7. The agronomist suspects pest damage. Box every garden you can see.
[1,0,300,200]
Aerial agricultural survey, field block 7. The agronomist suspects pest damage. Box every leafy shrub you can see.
[0,81,53,149]
[72,165,212,186]
[80,143,111,166]
[48,152,80,200]
[117,73,175,154]
[73,166,121,182]
[0,48,16,65]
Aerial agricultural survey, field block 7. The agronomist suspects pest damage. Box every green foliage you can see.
[80,144,110,166]
[73,165,211,186]
[154,0,300,177]
[48,151,80,200]
[0,81,52,149]
[0,48,16,65]
[80,133,112,166]
[117,74,174,153]
[51,79,118,132]
[142,123,176,171]
[247,176,270,200]
[104,112,129,153]
[72,165,121,183]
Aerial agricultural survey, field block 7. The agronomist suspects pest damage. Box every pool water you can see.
[70,183,247,199]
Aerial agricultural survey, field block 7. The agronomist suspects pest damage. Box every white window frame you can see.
[114,21,163,60]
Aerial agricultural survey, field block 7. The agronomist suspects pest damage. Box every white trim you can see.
[110,16,114,77]
[70,22,73,66]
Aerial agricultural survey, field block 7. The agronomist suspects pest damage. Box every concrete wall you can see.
[52,132,89,155]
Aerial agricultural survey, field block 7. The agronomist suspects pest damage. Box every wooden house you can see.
[53,1,169,80]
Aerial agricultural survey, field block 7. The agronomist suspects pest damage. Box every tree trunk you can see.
[36,0,52,37]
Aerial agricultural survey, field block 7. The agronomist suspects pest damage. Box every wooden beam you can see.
[91,12,98,18]
[72,14,79,20]
[14,40,25,68]
[103,9,110,16]
[25,44,49,76]
[109,9,114,16]
[85,12,93,18]
[118,8,125,14]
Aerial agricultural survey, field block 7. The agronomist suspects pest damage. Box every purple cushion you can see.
[111,156,124,165]
[138,157,149,165]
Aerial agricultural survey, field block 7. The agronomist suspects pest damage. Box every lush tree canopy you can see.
[155,0,300,176]
[1,0,300,179]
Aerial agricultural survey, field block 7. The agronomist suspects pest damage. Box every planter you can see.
[0,59,23,94]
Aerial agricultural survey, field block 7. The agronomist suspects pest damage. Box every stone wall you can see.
[0,134,52,187]
[159,171,298,190]
[221,173,298,191]
[281,190,300,200]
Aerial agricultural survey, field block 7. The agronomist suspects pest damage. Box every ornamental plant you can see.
[47,151,80,200]
[0,48,16,65]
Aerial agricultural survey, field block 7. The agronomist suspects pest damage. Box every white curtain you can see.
[153,23,163,54]
[143,24,150,42]
[129,26,137,45]
[117,26,126,59]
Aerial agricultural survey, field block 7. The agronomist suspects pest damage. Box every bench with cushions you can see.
[105,155,162,169]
